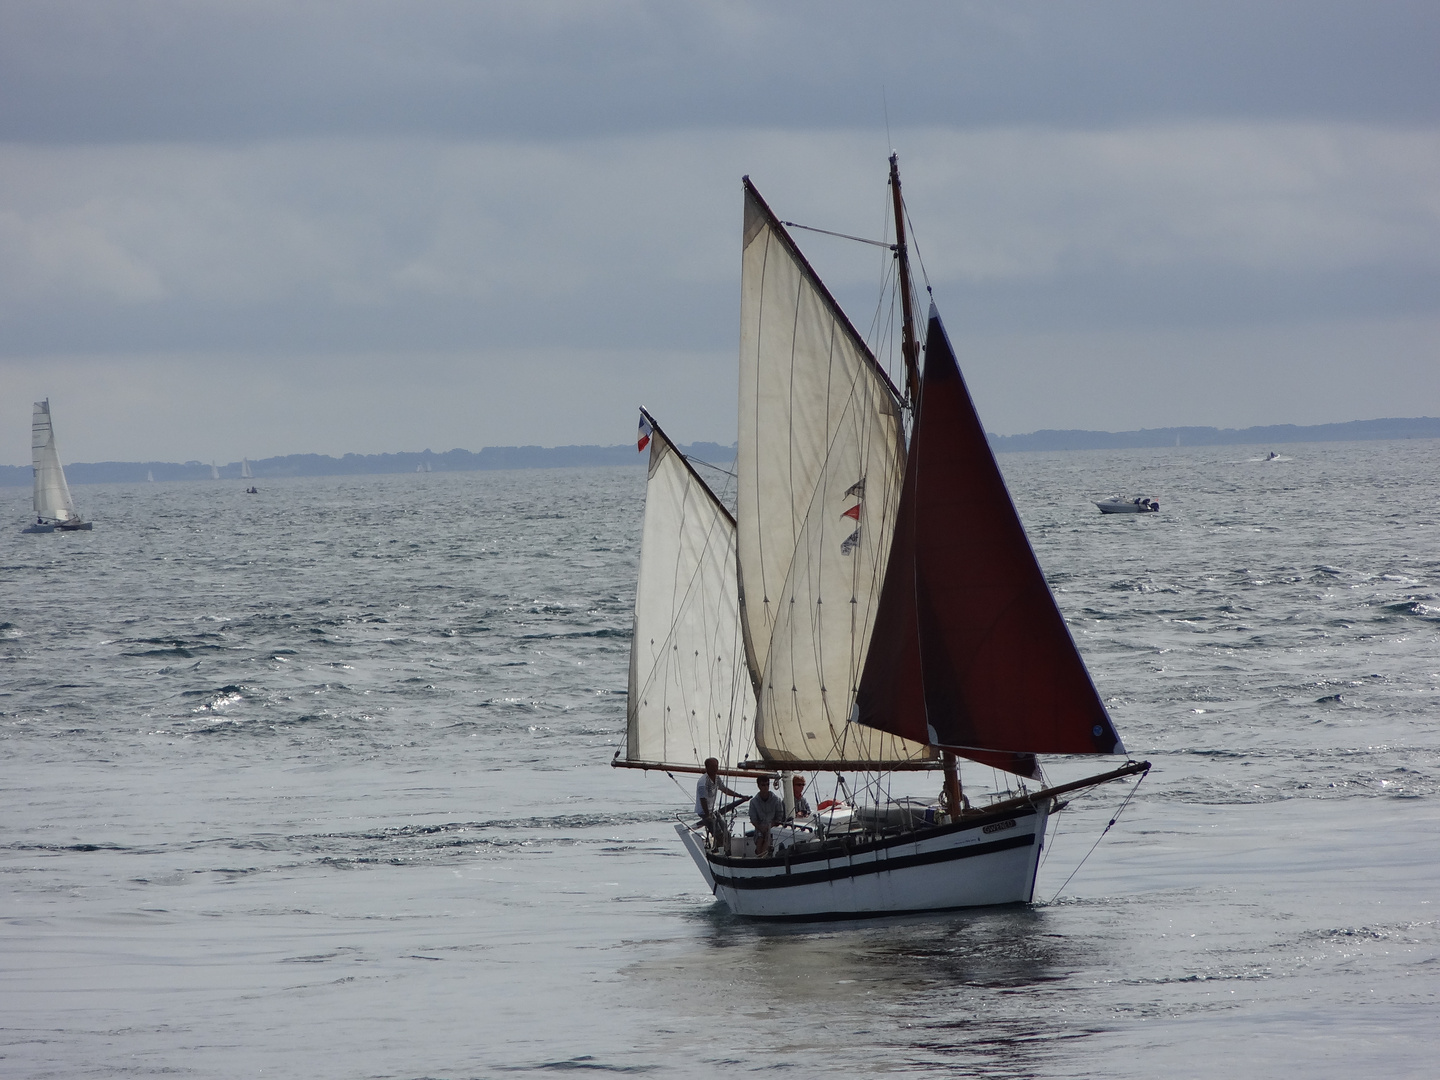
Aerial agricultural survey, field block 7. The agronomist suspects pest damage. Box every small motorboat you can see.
[1096,495,1160,514]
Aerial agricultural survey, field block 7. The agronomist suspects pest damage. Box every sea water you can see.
[1,441,1436,1079]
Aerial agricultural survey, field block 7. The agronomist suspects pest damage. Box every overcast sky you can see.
[2,1,1437,465]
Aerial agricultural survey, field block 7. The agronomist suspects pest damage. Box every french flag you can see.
[637,411,654,452]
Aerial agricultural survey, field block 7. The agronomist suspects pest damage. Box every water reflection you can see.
[625,903,1104,1076]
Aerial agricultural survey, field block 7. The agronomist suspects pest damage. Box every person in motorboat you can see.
[790,775,812,821]
[748,775,785,856]
[695,757,743,852]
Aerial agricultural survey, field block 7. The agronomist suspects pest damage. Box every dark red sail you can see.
[854,307,1123,778]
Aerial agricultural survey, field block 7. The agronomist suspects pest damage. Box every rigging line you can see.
[1039,799,1063,871]
[685,456,738,479]
[1048,769,1148,904]
[882,87,892,155]
[901,198,933,295]
[780,221,895,250]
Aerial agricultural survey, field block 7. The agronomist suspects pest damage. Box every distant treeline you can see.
[0,442,738,487]
[987,416,1440,452]
[3,417,1437,487]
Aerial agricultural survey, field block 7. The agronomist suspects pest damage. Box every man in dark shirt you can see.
[748,776,785,856]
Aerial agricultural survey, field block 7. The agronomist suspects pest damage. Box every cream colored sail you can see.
[626,419,756,768]
[737,181,931,765]
[31,400,79,524]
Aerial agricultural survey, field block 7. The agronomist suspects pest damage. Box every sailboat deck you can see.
[710,800,1041,869]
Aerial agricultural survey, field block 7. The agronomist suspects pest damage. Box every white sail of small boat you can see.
[23,399,92,533]
[210,462,220,480]
[240,458,253,479]
[146,469,155,483]
[615,158,1148,918]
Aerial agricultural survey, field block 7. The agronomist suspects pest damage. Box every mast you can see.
[890,153,959,815]
[889,153,922,408]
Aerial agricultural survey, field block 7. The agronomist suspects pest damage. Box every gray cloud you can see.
[1,1,1437,144]
[1,3,1437,464]
[3,126,1434,349]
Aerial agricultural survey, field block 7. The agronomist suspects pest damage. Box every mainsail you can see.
[625,412,756,768]
[737,181,931,767]
[854,308,1124,779]
[31,400,79,524]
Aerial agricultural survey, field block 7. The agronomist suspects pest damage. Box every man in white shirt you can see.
[695,757,743,852]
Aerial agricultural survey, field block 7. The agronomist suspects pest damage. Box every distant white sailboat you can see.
[146,469,155,483]
[22,399,92,533]
[210,462,220,480]
[240,457,253,479]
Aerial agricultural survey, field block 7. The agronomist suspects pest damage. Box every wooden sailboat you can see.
[22,399,92,533]
[616,158,1147,918]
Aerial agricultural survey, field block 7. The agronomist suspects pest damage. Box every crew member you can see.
[695,757,743,851]
[748,776,785,857]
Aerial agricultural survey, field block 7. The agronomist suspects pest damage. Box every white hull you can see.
[1096,499,1158,514]
[23,521,92,533]
[676,802,1050,918]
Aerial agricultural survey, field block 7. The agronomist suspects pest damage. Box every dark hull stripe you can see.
[710,832,1035,891]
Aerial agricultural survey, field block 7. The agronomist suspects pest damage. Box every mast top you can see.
[888,154,921,407]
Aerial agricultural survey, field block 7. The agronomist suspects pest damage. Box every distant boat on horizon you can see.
[22,399,92,533]
[146,469,155,483]
[240,457,253,479]
[210,462,220,480]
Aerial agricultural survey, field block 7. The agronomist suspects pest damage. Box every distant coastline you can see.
[0,441,737,487]
[985,416,1440,453]
[2,417,1437,487]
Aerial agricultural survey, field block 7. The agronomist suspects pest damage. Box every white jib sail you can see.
[627,424,757,768]
[241,458,253,479]
[31,400,79,523]
[737,183,930,765]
